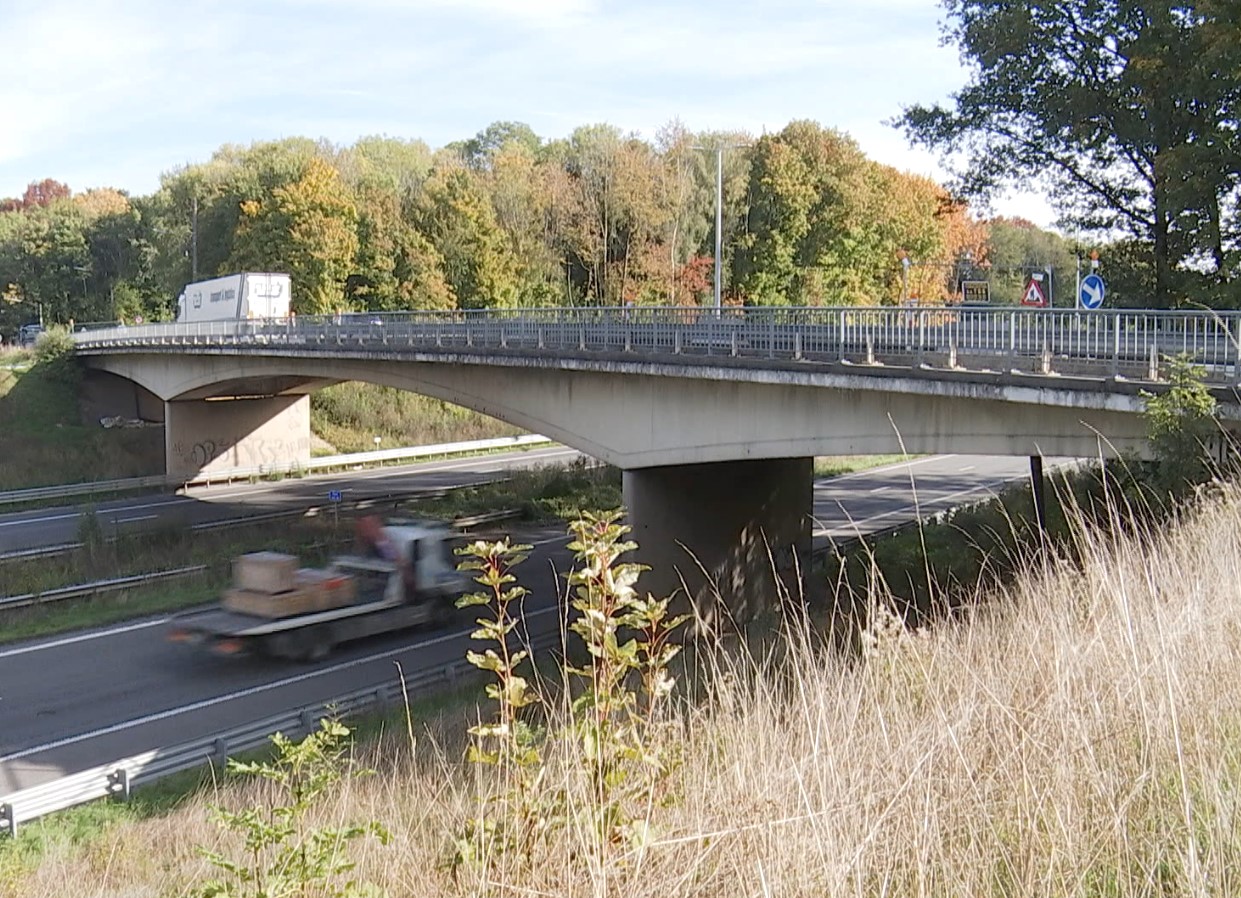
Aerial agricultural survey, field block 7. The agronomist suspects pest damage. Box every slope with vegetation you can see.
[6,479,1241,896]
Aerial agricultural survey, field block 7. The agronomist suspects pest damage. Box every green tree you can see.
[416,165,520,309]
[350,183,455,311]
[229,157,360,314]
[900,0,1241,308]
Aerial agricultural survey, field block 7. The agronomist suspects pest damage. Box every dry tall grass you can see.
[10,483,1241,897]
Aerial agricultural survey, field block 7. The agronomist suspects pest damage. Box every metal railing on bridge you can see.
[70,306,1241,384]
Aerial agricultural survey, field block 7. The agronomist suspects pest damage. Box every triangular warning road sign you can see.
[1021,278,1048,307]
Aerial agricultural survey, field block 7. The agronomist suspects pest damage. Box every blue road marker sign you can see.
[328,490,342,503]
[1080,273,1106,310]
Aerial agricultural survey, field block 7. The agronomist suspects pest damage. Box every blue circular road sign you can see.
[1080,273,1106,310]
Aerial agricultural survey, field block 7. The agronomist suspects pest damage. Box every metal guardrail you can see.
[70,305,1241,385]
[0,629,561,837]
[0,474,172,507]
[0,507,523,604]
[0,565,207,611]
[0,435,552,506]
[188,434,552,487]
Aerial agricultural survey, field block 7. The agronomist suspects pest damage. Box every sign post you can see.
[328,489,342,531]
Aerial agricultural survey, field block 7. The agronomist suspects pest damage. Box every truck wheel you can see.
[268,628,333,663]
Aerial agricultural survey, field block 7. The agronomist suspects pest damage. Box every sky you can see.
[0,0,1055,226]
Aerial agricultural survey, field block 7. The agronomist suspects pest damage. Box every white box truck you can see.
[176,272,292,323]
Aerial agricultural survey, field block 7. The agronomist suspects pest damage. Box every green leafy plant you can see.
[452,538,548,868]
[564,510,689,853]
[196,719,390,898]
[1142,355,1220,494]
[32,326,80,386]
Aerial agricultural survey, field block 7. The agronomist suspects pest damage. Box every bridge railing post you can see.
[1111,313,1121,377]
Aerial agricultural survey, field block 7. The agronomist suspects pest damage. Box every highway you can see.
[0,453,1049,799]
[0,445,584,556]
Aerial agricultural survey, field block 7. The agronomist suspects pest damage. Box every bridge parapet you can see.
[73,306,1241,387]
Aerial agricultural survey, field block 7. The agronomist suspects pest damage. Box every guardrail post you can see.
[299,709,317,735]
[1009,312,1017,363]
[794,330,803,360]
[537,326,545,349]
[948,334,958,369]
[866,335,875,366]
[916,312,926,366]
[731,331,738,357]
[500,326,507,349]
[838,309,846,362]
[674,329,682,354]
[579,324,586,350]
[108,767,131,801]
[1041,340,1051,374]
[1148,341,1159,381]
[213,737,229,763]
[1,803,14,838]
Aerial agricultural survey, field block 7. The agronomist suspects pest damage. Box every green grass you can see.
[0,352,162,491]
[409,460,623,524]
[814,454,916,477]
[310,382,522,453]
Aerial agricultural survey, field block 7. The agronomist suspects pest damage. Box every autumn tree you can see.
[416,164,520,309]
[229,156,359,314]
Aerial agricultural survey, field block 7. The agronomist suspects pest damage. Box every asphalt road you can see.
[0,453,1048,798]
[0,445,584,556]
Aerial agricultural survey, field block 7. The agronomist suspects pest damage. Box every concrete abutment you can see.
[623,457,813,628]
[164,395,311,480]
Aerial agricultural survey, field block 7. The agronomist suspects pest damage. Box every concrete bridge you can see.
[72,306,1241,616]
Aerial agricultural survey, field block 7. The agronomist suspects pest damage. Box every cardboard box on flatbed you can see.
[232,552,298,594]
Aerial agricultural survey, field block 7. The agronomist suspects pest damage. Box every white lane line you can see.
[869,486,889,494]
[0,497,194,530]
[0,619,171,660]
[0,607,559,763]
[961,465,977,472]
[0,511,79,528]
[116,514,157,524]
[821,454,956,483]
[812,478,1017,537]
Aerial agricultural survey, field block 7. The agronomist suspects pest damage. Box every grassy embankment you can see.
[0,347,162,491]
[6,471,1241,896]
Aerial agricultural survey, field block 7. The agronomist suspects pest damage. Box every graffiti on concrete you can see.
[171,435,311,472]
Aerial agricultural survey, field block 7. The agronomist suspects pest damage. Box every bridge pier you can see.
[623,457,812,629]
[164,395,311,481]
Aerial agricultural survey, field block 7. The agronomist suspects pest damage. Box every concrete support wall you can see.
[623,457,812,628]
[164,395,310,479]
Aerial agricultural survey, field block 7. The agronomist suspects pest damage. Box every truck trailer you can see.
[168,518,466,661]
[176,272,291,323]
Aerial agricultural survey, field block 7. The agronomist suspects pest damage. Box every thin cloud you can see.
[0,0,1050,225]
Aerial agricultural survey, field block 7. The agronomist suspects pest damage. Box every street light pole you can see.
[713,146,723,311]
[692,143,749,311]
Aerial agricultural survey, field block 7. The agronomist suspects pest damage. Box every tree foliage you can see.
[0,116,1083,336]
[900,0,1241,308]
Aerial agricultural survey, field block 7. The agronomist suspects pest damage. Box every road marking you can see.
[0,497,193,530]
[0,618,171,659]
[821,454,955,483]
[961,465,976,472]
[812,478,1015,538]
[0,607,559,763]
[116,514,157,524]
[869,486,889,494]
